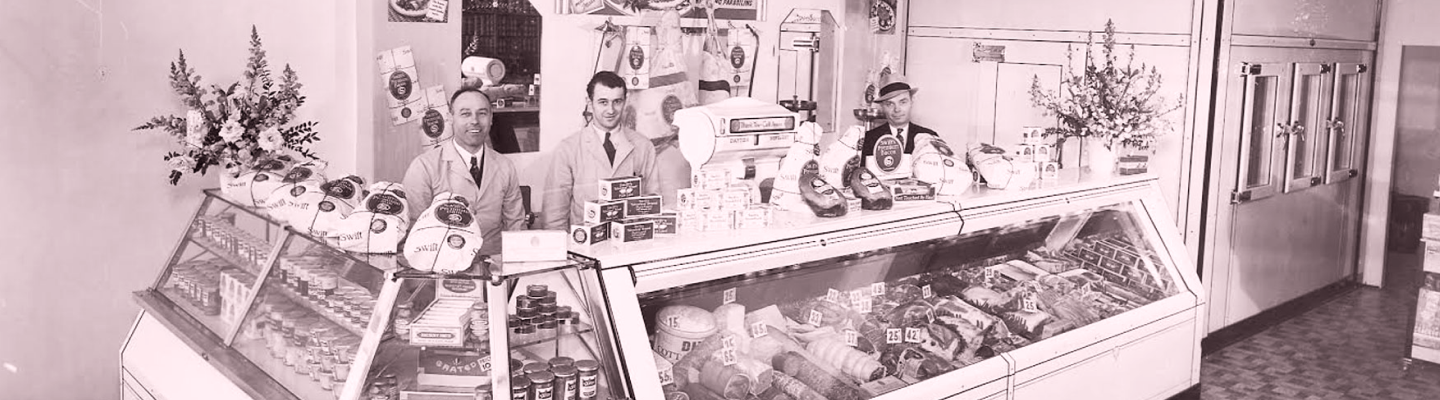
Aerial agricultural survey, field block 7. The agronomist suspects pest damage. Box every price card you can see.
[885,328,903,344]
[808,310,824,326]
[844,329,859,347]
[856,296,873,314]
[721,334,736,350]
[826,288,842,304]
[718,347,739,366]
[922,285,934,298]
[657,366,676,386]
[904,327,924,343]
[750,322,769,338]
[478,355,492,375]
[723,288,737,305]
[984,267,998,280]
[1022,296,1039,312]
[871,282,886,297]
[850,290,868,307]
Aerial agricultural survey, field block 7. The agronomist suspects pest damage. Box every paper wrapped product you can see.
[404,192,483,273]
[327,181,410,254]
[912,136,973,196]
[768,122,823,210]
[222,157,297,208]
[818,126,865,193]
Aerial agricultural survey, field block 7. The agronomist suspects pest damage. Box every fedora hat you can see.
[872,74,919,103]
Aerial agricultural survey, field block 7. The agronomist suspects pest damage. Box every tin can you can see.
[551,364,578,400]
[527,284,548,298]
[575,360,600,400]
[527,371,555,400]
[474,383,494,400]
[522,362,549,375]
[548,357,574,370]
[511,376,532,400]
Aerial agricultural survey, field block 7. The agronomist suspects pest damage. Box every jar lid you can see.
[575,359,600,372]
[512,376,532,390]
[548,357,575,369]
[527,371,555,384]
[523,362,549,375]
[551,364,578,378]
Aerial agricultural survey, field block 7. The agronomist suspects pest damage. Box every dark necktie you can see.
[470,155,484,189]
[603,131,616,165]
[896,127,906,150]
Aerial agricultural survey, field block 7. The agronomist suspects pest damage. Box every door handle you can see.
[1311,177,1322,186]
[1291,123,1305,141]
[1276,122,1291,138]
[1349,169,1359,178]
[1232,190,1253,204]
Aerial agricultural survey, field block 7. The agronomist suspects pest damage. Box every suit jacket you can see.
[401,141,527,256]
[541,125,661,230]
[862,123,939,157]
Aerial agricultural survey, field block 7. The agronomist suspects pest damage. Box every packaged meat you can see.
[960,287,1010,314]
[404,192,483,273]
[883,302,935,328]
[919,323,966,362]
[772,352,866,400]
[818,126,865,188]
[749,326,805,364]
[847,169,893,211]
[805,339,885,382]
[734,358,776,395]
[769,373,827,400]
[779,300,850,329]
[885,284,923,304]
[699,358,753,399]
[1001,310,1052,339]
[712,303,750,350]
[798,177,847,218]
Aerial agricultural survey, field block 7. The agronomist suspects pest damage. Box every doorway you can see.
[1383,45,1440,292]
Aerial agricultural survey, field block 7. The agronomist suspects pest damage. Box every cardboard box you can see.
[647,212,679,235]
[1425,240,1440,274]
[692,168,732,191]
[721,186,753,211]
[1426,213,1440,241]
[436,279,485,301]
[599,176,643,201]
[501,230,568,262]
[890,179,936,201]
[612,220,656,243]
[416,347,490,388]
[583,200,626,225]
[411,298,473,347]
[738,207,771,230]
[570,223,610,246]
[705,210,735,231]
[625,195,664,216]
[681,210,706,232]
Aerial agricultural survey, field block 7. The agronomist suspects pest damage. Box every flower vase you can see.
[1084,139,1117,176]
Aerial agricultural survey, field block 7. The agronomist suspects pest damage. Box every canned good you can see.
[527,371,555,400]
[523,362,549,375]
[549,357,574,370]
[575,360,600,400]
[551,364,578,400]
[511,376,532,400]
[474,384,494,400]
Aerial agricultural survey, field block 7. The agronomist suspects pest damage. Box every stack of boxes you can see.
[1412,186,1440,363]
[1019,127,1061,181]
[571,175,675,246]
[676,167,773,232]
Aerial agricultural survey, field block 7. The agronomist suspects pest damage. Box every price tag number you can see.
[856,296,873,314]
[904,327,924,344]
[922,285,934,298]
[871,282,886,296]
[718,348,739,366]
[844,330,859,347]
[885,328,903,344]
[750,322,769,338]
[808,310,824,326]
[826,289,842,303]
[721,335,737,350]
[1022,297,1039,312]
[723,288,737,305]
[658,367,675,386]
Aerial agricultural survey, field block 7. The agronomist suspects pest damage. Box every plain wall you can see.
[1392,46,1440,198]
[1361,0,1438,287]
[0,0,358,398]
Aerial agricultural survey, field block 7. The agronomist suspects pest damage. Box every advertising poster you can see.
[869,0,897,34]
[389,0,451,23]
[558,0,764,21]
[418,85,452,148]
[377,46,426,126]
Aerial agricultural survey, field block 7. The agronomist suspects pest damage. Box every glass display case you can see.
[126,189,627,400]
[583,174,1204,400]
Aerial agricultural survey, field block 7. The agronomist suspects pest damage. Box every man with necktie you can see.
[542,71,660,230]
[862,75,939,166]
[403,87,526,256]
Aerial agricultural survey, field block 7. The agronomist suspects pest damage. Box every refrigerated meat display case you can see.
[574,173,1204,400]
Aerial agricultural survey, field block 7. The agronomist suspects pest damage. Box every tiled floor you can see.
[1198,251,1440,399]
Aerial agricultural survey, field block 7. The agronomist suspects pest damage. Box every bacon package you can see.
[404,192,483,273]
[327,182,410,254]
[798,177,847,218]
[846,169,893,211]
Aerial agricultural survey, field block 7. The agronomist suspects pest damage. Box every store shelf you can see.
[231,336,343,400]
[189,234,267,276]
[509,323,595,349]
[155,287,234,338]
[492,105,539,114]
[264,277,366,337]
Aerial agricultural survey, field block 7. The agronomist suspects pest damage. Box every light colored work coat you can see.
[402,141,526,256]
[542,125,660,230]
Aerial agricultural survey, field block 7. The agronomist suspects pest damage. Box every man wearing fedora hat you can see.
[862,74,939,159]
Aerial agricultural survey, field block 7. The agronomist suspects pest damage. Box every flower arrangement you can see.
[1028,20,1183,151]
[134,26,320,185]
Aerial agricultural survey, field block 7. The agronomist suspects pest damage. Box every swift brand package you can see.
[404,192,483,273]
[501,230,568,263]
[624,195,664,216]
[327,182,410,254]
[599,176,643,201]
[612,219,656,243]
[889,179,937,201]
[584,200,627,225]
[646,212,679,235]
[570,223,611,246]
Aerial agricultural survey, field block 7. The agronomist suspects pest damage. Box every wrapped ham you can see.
[222,156,295,207]
[818,126,865,189]
[291,176,366,237]
[403,193,483,273]
[911,135,972,196]
[326,182,410,254]
[266,182,325,229]
[769,122,822,211]
[779,299,851,329]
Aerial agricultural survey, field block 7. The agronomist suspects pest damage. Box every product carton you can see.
[599,176,643,201]
[583,200,626,225]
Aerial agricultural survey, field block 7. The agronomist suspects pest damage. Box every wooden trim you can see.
[905,27,1191,47]
[1200,280,1359,356]
[1230,35,1377,51]
[132,290,300,400]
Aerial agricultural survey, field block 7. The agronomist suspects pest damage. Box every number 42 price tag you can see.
[905,327,924,344]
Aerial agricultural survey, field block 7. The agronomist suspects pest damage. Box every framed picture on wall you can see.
[390,0,451,23]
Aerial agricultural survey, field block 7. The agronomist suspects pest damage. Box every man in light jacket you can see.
[542,71,660,230]
[403,87,527,256]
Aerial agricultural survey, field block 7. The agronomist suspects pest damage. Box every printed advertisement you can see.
[377,46,425,125]
[389,0,450,23]
[558,0,763,21]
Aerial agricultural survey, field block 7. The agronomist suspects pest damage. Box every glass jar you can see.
[285,336,307,368]
[511,376,531,400]
[528,371,555,400]
[551,364,578,400]
[575,360,600,400]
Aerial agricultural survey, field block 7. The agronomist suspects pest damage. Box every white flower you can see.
[259,127,283,151]
[219,118,245,143]
[168,154,196,170]
[184,110,207,148]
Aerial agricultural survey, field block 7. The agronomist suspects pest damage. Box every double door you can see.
[1209,48,1373,331]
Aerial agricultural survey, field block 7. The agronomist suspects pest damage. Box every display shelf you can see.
[202,189,287,227]
[132,290,302,400]
[156,287,232,338]
[190,234,267,275]
[509,323,595,349]
[263,277,366,337]
[492,105,539,114]
[231,337,343,400]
